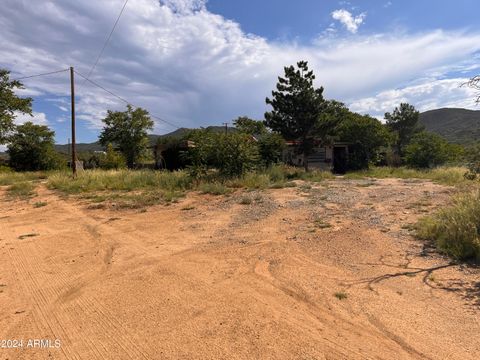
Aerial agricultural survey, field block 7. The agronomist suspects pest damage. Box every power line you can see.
[82,0,129,85]
[13,68,69,81]
[74,70,182,129]
[75,70,131,104]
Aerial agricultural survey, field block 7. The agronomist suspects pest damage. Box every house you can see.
[283,140,350,173]
[153,140,195,170]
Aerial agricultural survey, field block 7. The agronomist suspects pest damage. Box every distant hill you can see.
[54,126,234,153]
[419,108,480,145]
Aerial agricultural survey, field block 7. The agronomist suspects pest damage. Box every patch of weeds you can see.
[405,272,417,277]
[334,291,348,300]
[198,182,231,195]
[18,233,39,240]
[269,182,285,189]
[345,166,468,186]
[7,182,36,199]
[401,223,415,231]
[33,201,47,208]
[356,181,376,187]
[181,205,195,211]
[0,171,46,186]
[299,184,312,192]
[239,196,253,205]
[300,170,335,183]
[237,173,270,190]
[253,194,263,202]
[314,219,332,229]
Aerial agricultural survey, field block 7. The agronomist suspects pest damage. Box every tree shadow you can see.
[344,248,480,309]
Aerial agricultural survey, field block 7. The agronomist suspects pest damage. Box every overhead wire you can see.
[74,70,182,129]
[13,68,69,81]
[81,0,130,85]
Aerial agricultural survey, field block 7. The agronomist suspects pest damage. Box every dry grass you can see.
[416,190,480,261]
[345,166,468,186]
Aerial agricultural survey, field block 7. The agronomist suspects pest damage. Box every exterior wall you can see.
[283,143,350,171]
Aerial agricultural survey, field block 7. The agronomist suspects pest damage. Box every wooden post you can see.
[70,67,77,177]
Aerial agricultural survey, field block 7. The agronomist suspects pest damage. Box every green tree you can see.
[404,131,456,169]
[99,105,154,168]
[336,112,391,170]
[233,116,285,166]
[0,69,33,144]
[265,61,337,171]
[8,121,64,171]
[234,116,266,135]
[385,103,423,159]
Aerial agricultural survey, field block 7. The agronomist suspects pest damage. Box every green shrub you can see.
[264,164,286,182]
[99,143,126,170]
[404,132,460,169]
[416,191,480,261]
[464,143,480,180]
[185,130,260,178]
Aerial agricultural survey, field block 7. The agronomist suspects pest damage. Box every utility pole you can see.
[70,67,77,177]
[223,122,229,134]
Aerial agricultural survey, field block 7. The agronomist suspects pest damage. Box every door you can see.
[333,146,347,174]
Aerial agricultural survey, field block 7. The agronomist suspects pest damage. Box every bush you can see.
[464,143,480,180]
[416,191,480,261]
[404,132,458,169]
[99,143,126,170]
[185,130,260,178]
[258,132,285,166]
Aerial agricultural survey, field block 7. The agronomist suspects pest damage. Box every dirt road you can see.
[0,178,479,359]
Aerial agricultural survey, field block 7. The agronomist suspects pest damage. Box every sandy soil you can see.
[0,178,479,359]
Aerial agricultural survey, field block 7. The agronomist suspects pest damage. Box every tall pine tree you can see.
[265,61,336,171]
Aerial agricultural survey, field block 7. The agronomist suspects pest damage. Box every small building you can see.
[283,140,350,173]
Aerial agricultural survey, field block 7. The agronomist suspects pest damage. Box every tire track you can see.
[7,248,79,360]
[13,242,150,360]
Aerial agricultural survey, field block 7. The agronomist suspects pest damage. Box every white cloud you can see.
[331,9,366,34]
[0,0,479,137]
[349,78,479,119]
[13,111,49,126]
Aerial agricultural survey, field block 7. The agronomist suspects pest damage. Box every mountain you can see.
[419,108,480,145]
[54,126,234,153]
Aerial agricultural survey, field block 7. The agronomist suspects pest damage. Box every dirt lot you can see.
[0,178,479,359]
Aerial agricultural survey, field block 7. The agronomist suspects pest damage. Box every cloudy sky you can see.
[2,0,480,144]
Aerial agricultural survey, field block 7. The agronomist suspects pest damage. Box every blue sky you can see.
[208,0,480,40]
[2,0,480,145]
